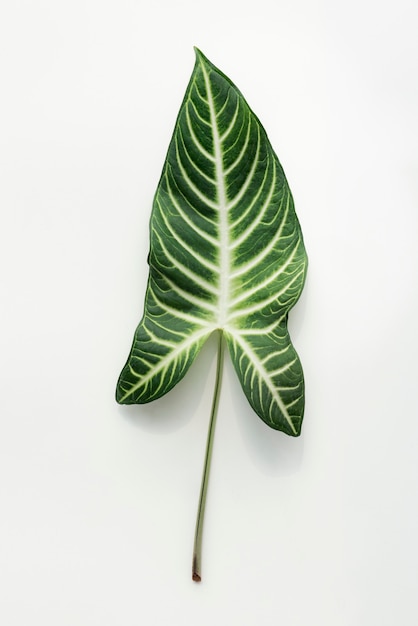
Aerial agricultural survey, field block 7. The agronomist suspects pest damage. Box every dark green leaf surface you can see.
[116,49,307,436]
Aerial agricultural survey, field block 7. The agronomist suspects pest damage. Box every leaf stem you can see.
[192,329,224,582]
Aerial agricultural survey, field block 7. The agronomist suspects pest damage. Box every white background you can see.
[1,1,417,624]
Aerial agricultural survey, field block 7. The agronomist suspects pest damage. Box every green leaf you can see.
[116,48,307,437]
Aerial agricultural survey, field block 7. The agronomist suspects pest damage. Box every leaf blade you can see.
[116,49,307,435]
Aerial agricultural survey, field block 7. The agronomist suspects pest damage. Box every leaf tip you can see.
[193,46,209,66]
[115,381,128,405]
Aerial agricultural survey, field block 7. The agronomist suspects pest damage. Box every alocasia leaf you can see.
[116,48,307,435]
[116,49,307,580]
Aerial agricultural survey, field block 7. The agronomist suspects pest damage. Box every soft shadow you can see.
[117,333,218,435]
[287,273,310,342]
[225,359,305,478]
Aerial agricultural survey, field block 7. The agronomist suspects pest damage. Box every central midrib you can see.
[201,63,229,328]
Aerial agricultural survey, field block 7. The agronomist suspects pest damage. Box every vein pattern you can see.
[116,49,307,436]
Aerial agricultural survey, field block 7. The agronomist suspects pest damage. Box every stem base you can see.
[191,330,224,583]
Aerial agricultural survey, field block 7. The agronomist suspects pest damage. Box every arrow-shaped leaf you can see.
[116,49,307,580]
[117,49,307,434]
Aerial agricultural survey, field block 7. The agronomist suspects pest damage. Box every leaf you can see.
[116,49,307,437]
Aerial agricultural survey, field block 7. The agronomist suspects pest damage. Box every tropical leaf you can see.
[116,48,307,437]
